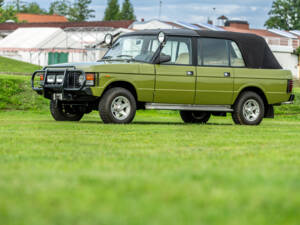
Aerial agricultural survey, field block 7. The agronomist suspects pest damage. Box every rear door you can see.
[195,38,236,105]
[154,37,196,104]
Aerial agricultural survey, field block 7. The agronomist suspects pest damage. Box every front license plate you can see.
[53,93,63,101]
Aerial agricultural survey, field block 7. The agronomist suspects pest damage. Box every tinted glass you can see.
[198,38,229,66]
[230,41,245,67]
[160,37,192,65]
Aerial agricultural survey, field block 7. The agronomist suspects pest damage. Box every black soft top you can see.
[124,29,282,69]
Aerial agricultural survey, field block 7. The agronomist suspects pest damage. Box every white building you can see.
[0,27,132,66]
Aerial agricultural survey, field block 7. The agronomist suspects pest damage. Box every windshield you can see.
[102,35,160,63]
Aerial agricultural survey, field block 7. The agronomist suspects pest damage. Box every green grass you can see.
[1,74,300,225]
[0,56,41,74]
[0,75,48,110]
[1,110,300,225]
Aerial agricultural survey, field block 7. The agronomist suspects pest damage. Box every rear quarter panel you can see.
[233,68,292,104]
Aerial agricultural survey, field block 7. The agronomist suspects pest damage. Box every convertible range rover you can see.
[32,29,295,125]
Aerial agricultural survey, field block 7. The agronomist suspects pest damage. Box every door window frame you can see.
[155,36,195,66]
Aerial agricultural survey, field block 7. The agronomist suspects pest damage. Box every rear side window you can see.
[229,41,245,67]
[160,37,192,65]
[198,38,229,67]
[198,38,245,67]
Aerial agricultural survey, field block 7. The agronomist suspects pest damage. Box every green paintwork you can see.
[62,60,293,106]
[154,65,196,104]
[196,67,234,105]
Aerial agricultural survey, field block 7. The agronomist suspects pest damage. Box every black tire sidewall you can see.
[99,88,136,124]
[50,100,84,121]
[234,92,265,125]
[180,111,211,124]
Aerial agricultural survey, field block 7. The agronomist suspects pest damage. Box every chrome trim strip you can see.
[145,103,233,112]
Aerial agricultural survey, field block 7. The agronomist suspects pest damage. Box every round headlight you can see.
[104,34,113,45]
[158,31,166,43]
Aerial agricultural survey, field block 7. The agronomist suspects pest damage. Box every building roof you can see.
[17,13,68,23]
[194,22,225,31]
[222,26,283,38]
[163,21,184,28]
[268,29,298,39]
[0,20,135,32]
[0,27,80,49]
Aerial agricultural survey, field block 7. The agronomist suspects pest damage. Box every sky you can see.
[5,0,275,28]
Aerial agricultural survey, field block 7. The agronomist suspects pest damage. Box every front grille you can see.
[67,71,83,89]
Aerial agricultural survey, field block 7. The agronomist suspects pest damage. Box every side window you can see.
[160,37,192,65]
[230,41,245,67]
[198,38,229,67]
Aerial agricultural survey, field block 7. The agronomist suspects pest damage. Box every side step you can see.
[145,103,233,112]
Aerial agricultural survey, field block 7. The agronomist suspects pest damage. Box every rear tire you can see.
[99,87,136,124]
[232,91,265,125]
[180,111,211,124]
[50,100,84,121]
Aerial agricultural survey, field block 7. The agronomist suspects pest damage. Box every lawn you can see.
[0,74,300,225]
[0,56,41,74]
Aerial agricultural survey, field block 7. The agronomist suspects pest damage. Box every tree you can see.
[265,0,300,30]
[0,5,18,23]
[103,0,120,21]
[69,0,95,22]
[49,0,71,16]
[0,0,4,8]
[19,2,48,14]
[120,0,136,20]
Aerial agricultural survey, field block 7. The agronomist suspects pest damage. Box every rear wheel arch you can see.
[235,86,269,107]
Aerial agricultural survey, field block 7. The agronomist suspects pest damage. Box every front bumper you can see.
[32,66,97,102]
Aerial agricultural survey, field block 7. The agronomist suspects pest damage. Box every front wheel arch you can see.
[101,81,138,102]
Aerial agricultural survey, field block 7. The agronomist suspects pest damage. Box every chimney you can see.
[224,20,249,30]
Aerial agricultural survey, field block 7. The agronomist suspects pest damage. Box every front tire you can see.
[99,87,136,124]
[50,100,84,121]
[232,91,265,125]
[180,111,211,124]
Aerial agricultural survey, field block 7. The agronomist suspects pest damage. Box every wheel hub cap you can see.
[243,99,260,122]
[111,96,131,120]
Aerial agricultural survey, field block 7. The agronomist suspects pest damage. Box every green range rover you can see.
[32,29,295,125]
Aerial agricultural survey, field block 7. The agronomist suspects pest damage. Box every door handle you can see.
[186,71,194,76]
[224,72,231,77]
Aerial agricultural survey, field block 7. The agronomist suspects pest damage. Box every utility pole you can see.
[16,0,20,12]
[212,7,216,25]
[159,0,162,20]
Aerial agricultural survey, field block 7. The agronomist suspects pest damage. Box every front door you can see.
[154,37,196,104]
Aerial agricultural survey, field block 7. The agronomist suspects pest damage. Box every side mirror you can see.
[154,55,171,64]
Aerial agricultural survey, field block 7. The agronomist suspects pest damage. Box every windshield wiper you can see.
[100,55,144,63]
[116,55,134,59]
[102,56,112,60]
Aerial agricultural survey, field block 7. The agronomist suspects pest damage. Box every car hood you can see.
[49,60,150,74]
